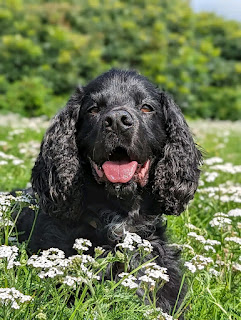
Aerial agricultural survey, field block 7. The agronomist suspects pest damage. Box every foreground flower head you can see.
[0,287,32,310]
[117,231,153,253]
[118,273,138,289]
[73,238,92,251]
[0,245,20,269]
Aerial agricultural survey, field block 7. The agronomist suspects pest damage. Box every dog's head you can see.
[77,70,167,196]
[32,69,202,219]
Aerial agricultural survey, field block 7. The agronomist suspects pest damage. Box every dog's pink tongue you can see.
[102,160,138,183]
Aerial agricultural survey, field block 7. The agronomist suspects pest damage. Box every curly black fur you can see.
[15,69,202,315]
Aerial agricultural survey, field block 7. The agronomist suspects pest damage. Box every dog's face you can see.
[76,70,167,196]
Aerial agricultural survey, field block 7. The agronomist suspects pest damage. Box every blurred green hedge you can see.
[0,0,240,119]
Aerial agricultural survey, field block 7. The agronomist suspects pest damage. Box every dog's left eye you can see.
[88,106,100,114]
[140,104,153,113]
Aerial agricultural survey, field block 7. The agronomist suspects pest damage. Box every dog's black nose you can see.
[104,110,134,131]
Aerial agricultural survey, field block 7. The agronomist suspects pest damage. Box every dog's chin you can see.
[105,180,138,199]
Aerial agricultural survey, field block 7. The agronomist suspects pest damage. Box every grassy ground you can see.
[0,114,240,319]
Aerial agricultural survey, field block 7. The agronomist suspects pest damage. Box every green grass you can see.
[0,114,241,319]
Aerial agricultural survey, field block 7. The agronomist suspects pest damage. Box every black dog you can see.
[15,69,202,314]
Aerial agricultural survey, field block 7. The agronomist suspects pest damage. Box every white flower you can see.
[63,275,87,288]
[116,242,135,251]
[182,244,195,253]
[205,157,223,166]
[39,267,64,279]
[116,231,143,251]
[187,232,206,244]
[228,208,241,217]
[73,238,92,251]
[204,245,216,253]
[211,163,241,174]
[185,223,199,230]
[27,248,69,279]
[209,268,220,277]
[161,312,174,320]
[0,287,32,310]
[68,254,95,264]
[0,216,14,227]
[225,237,241,245]
[28,254,56,269]
[12,159,24,165]
[142,263,169,282]
[233,263,241,272]
[118,273,138,289]
[206,239,221,246]
[42,248,65,260]
[118,272,130,278]
[204,171,219,182]
[209,216,232,229]
[198,184,241,204]
[184,261,197,273]
[138,275,156,287]
[122,278,138,289]
[214,212,229,217]
[0,245,20,269]
[185,255,213,273]
[138,239,153,253]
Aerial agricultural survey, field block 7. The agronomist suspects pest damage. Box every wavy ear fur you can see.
[153,92,202,215]
[31,87,84,219]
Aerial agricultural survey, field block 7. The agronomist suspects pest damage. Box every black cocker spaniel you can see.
[16,69,202,314]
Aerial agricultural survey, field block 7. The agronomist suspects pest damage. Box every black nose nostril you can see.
[121,115,132,127]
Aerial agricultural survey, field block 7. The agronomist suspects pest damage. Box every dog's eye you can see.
[88,106,100,115]
[140,104,153,113]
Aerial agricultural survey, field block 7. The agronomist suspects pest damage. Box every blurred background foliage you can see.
[0,0,240,119]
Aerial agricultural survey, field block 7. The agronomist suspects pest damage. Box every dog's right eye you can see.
[140,104,154,113]
[88,106,100,115]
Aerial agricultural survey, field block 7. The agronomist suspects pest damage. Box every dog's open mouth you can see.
[90,147,150,187]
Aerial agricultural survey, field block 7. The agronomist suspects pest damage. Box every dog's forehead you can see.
[85,72,158,104]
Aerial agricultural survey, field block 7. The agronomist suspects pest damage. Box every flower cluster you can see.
[210,163,241,174]
[27,248,68,278]
[117,231,153,253]
[118,273,138,289]
[144,307,174,320]
[0,287,32,310]
[0,245,20,269]
[0,209,14,228]
[27,242,100,286]
[205,157,223,166]
[73,238,92,251]
[184,255,214,273]
[187,231,221,250]
[0,193,14,210]
[0,151,24,167]
[225,236,241,245]
[228,208,241,217]
[141,262,169,283]
[0,113,49,130]
[0,192,37,210]
[118,262,169,292]
[204,171,219,183]
[198,184,241,204]
[209,212,232,229]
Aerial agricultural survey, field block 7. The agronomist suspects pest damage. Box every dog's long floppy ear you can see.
[31,87,84,220]
[153,92,202,215]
